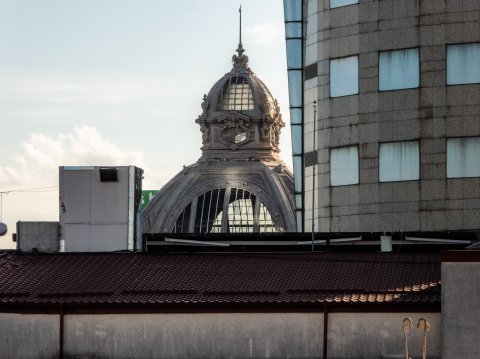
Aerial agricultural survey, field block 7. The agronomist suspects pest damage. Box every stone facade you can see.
[303,0,480,232]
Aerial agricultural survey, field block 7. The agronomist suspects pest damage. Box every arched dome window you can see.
[217,76,254,111]
[173,188,277,233]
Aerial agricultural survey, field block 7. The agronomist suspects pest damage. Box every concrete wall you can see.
[442,261,480,359]
[16,221,59,253]
[0,311,441,358]
[328,312,441,359]
[65,313,322,359]
[0,313,59,359]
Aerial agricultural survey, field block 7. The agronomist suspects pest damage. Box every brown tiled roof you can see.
[0,252,440,307]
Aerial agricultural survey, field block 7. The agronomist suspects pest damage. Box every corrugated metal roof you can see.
[0,252,440,307]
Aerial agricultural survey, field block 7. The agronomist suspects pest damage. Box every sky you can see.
[0,0,291,248]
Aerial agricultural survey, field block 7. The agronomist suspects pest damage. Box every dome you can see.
[195,43,285,161]
[142,40,295,234]
[142,160,295,234]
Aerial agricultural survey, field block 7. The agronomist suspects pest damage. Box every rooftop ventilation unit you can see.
[59,166,143,252]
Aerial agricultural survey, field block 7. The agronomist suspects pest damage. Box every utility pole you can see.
[311,101,317,251]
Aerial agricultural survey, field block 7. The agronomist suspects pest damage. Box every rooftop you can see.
[0,251,440,309]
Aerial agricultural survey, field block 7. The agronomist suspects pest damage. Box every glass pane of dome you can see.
[211,188,277,233]
[173,188,278,234]
[227,192,255,233]
[194,188,226,233]
[259,202,275,233]
[173,203,191,233]
[218,76,254,111]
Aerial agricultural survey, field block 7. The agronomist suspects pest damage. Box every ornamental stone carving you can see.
[196,94,211,147]
[216,112,254,149]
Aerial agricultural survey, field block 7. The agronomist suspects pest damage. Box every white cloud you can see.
[62,126,146,167]
[244,23,284,45]
[0,126,148,188]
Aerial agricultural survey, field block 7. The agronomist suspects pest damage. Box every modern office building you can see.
[284,0,480,232]
[142,39,295,234]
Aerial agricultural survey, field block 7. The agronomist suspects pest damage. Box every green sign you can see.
[141,190,159,209]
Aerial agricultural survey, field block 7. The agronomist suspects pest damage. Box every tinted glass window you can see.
[330,146,359,186]
[331,0,358,8]
[288,70,303,106]
[330,56,359,97]
[284,0,302,21]
[379,141,420,182]
[447,43,480,85]
[379,48,419,91]
[286,39,302,69]
[447,137,480,178]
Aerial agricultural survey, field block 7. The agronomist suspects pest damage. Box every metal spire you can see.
[239,6,242,46]
[232,5,249,70]
[236,5,245,56]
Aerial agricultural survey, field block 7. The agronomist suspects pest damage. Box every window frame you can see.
[378,47,420,92]
[329,55,359,98]
[446,42,480,86]
[217,76,254,111]
[329,145,360,187]
[446,136,480,179]
[378,140,420,183]
[330,0,358,9]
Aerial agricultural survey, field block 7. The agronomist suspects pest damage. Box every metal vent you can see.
[304,151,318,167]
[99,167,118,182]
[305,63,318,81]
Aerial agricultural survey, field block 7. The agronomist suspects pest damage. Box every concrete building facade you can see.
[285,0,480,232]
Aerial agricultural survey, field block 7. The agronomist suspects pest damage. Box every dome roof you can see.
[205,49,277,119]
[142,160,295,234]
[142,34,295,235]
[195,44,285,161]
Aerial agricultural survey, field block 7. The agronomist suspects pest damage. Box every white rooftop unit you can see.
[59,166,143,252]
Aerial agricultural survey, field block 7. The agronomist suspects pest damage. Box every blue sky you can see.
[0,0,291,248]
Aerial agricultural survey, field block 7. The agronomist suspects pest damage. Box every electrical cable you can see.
[0,186,58,194]
[0,186,58,222]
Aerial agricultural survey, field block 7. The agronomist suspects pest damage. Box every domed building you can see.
[142,40,295,234]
